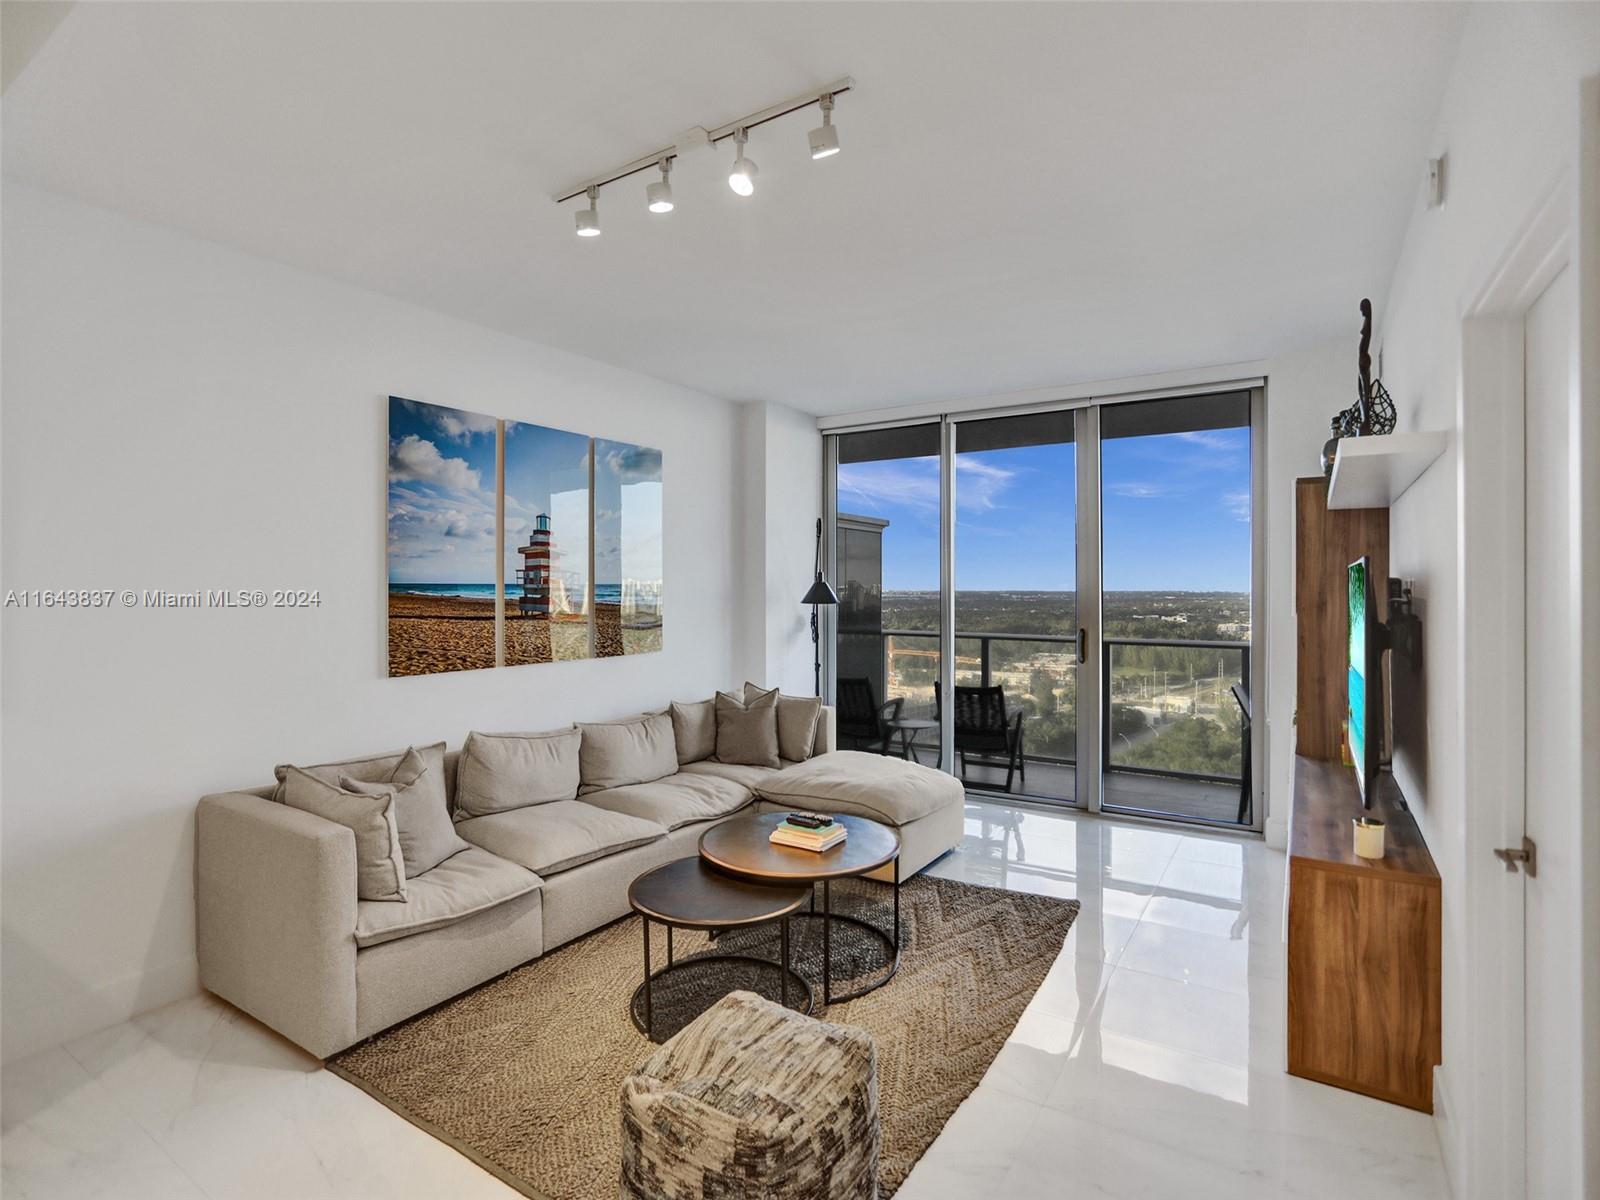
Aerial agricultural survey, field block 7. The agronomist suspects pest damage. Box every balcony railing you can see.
[871,629,1249,796]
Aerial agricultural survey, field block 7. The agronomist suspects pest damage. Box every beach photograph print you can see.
[593,439,663,657]
[504,420,592,666]
[386,396,499,676]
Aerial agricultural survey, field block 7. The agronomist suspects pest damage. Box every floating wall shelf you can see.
[1327,432,1448,509]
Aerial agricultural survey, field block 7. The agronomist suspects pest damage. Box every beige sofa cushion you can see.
[353,846,540,948]
[455,728,581,818]
[271,743,432,803]
[281,766,407,902]
[578,712,678,794]
[670,699,717,765]
[714,688,780,768]
[756,750,964,826]
[743,683,824,763]
[342,747,468,877]
[583,772,754,831]
[677,759,785,791]
[456,800,665,876]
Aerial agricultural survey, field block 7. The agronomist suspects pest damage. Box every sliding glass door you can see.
[1099,393,1254,825]
[831,425,943,765]
[950,411,1078,803]
[827,388,1261,830]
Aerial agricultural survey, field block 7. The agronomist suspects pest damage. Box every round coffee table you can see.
[699,812,901,1005]
[627,857,812,1042]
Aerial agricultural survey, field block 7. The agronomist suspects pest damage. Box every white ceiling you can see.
[2,2,1464,416]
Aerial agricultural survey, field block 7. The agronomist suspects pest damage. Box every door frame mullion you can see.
[937,417,957,773]
[1075,406,1104,813]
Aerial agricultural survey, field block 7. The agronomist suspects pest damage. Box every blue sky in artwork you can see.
[836,427,1250,592]
[504,419,590,603]
[387,397,497,585]
[594,439,664,588]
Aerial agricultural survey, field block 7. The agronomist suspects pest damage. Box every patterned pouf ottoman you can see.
[620,989,879,1200]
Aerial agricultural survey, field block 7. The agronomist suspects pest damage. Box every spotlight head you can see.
[575,186,600,237]
[728,128,757,197]
[646,158,674,213]
[808,92,840,159]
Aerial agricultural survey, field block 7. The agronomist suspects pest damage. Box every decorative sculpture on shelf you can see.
[1322,298,1398,475]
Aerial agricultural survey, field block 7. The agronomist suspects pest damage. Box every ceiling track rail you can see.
[551,76,854,204]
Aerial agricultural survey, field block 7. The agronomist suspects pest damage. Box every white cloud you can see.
[1108,481,1172,499]
[837,455,1018,515]
[603,444,662,484]
[1173,429,1242,452]
[388,435,483,494]
[1222,490,1252,522]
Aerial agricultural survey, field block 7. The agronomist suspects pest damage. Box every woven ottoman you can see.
[620,990,879,1200]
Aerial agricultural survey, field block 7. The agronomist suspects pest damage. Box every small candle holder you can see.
[1353,817,1386,860]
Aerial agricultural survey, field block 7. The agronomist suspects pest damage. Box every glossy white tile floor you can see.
[903,800,1449,1200]
[1,798,1450,1199]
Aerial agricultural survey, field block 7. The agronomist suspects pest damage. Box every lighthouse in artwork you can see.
[517,514,553,618]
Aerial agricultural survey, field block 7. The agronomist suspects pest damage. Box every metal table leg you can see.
[781,916,791,1008]
[823,879,832,1006]
[893,854,901,948]
[641,916,652,1041]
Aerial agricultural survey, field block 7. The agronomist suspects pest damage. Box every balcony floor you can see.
[900,748,1248,826]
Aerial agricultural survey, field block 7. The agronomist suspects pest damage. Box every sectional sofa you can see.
[195,699,965,1059]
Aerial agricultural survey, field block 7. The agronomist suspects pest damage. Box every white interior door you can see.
[1522,263,1579,1199]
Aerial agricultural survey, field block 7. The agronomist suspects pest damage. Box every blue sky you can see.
[505,419,590,606]
[387,397,497,585]
[594,439,664,588]
[835,427,1251,591]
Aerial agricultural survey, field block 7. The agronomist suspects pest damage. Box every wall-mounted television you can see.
[1347,557,1384,807]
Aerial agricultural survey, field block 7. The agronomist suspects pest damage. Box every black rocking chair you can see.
[936,683,1027,793]
[835,677,904,755]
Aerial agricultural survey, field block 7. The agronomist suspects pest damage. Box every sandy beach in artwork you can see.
[388,592,496,676]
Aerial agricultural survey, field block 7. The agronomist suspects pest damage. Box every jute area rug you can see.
[329,875,1078,1199]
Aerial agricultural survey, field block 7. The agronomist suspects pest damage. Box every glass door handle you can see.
[1077,627,1087,664]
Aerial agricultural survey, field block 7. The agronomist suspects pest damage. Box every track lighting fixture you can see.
[808,93,840,160]
[646,158,674,214]
[727,128,757,197]
[553,77,852,235]
[575,186,600,237]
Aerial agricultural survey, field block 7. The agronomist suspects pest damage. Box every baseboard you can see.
[1,955,200,1065]
[1432,1064,1462,1198]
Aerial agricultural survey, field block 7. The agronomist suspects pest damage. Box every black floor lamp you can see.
[802,517,839,697]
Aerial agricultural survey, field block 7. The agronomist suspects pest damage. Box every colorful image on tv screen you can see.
[1348,559,1368,793]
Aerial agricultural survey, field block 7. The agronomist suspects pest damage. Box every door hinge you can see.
[1493,836,1537,878]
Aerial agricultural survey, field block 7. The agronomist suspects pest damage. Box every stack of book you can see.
[769,812,846,852]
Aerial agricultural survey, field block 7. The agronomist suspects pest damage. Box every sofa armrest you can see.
[195,791,358,1058]
[813,705,837,756]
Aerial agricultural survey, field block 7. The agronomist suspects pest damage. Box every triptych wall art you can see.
[386,396,662,677]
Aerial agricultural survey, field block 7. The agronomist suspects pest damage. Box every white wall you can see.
[1260,336,1352,848]
[0,184,753,1061]
[737,400,823,696]
[1372,5,1599,1194]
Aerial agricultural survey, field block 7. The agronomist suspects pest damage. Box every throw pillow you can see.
[714,688,781,768]
[455,728,582,818]
[577,712,678,793]
[280,766,407,902]
[269,744,421,803]
[743,682,824,762]
[670,698,717,765]
[341,749,468,877]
